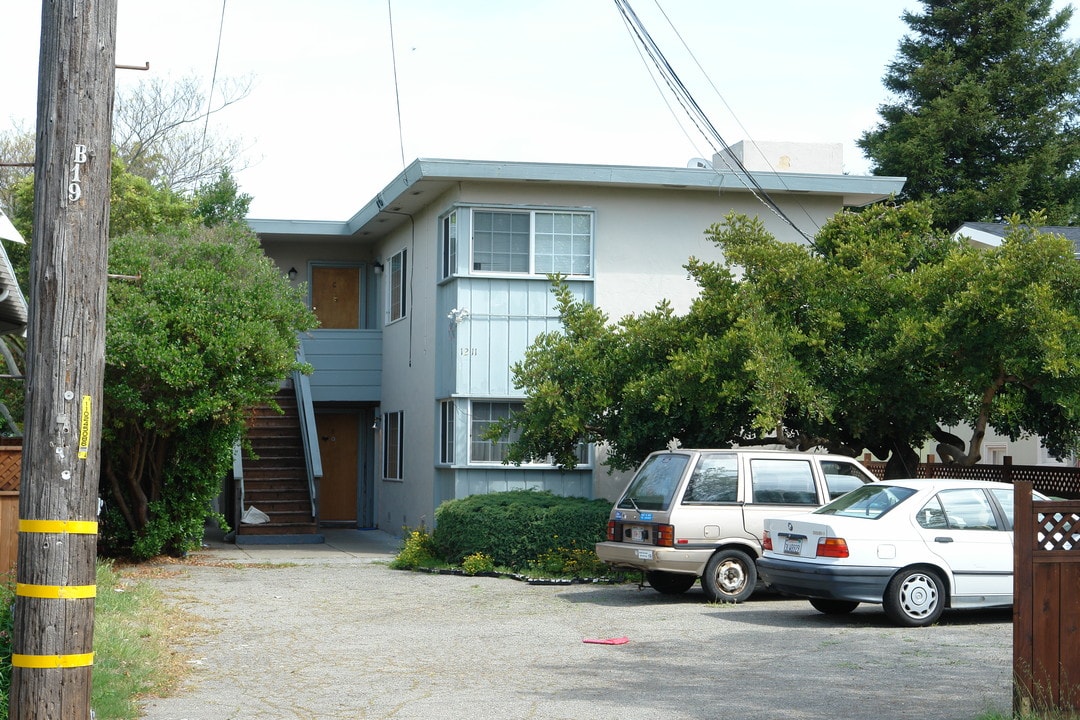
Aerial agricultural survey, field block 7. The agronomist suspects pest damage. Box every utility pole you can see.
[11,1,117,718]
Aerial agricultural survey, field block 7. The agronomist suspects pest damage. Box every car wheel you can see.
[809,598,860,615]
[646,570,697,595]
[883,567,945,627]
[701,549,756,603]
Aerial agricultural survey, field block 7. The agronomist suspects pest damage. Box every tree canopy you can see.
[101,222,317,558]
[858,0,1080,230]
[493,204,1080,478]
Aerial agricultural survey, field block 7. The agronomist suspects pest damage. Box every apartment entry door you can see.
[311,266,360,329]
[317,412,359,523]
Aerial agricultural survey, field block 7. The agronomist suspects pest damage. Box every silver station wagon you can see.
[595,449,876,602]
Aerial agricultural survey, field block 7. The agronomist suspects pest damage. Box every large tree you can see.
[494,204,1080,478]
[858,0,1080,230]
[101,222,317,558]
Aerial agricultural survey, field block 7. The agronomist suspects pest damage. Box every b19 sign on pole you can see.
[11,1,117,718]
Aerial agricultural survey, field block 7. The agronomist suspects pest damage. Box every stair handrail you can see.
[293,346,322,518]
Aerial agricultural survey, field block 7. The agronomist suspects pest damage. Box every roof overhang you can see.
[249,158,906,244]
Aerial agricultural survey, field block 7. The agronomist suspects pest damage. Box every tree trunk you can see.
[11,2,117,718]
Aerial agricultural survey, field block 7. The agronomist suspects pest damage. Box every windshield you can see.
[617,453,690,511]
[814,483,917,519]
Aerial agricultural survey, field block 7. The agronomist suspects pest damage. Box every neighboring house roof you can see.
[955,221,1080,256]
[0,210,29,336]
[249,157,906,243]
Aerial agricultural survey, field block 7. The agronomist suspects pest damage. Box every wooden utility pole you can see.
[11,1,117,718]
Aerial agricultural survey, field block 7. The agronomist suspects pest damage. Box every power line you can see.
[613,0,813,242]
[388,0,407,170]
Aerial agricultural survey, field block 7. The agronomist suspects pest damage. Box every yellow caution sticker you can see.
[16,583,97,599]
[18,519,98,535]
[78,395,91,459]
[12,652,94,669]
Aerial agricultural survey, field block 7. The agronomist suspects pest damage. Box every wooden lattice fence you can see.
[862,458,1080,499]
[1013,481,1080,715]
[0,440,20,574]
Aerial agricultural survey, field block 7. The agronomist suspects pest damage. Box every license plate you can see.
[636,549,654,560]
[783,538,803,555]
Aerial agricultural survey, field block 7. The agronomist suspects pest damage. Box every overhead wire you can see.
[613,0,813,242]
[650,0,824,235]
[197,0,228,191]
[387,0,407,170]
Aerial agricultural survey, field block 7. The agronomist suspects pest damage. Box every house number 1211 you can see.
[69,144,87,202]
[460,348,478,356]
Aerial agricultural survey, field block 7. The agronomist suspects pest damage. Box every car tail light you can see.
[656,524,675,547]
[607,520,618,542]
[762,530,773,551]
[816,537,849,558]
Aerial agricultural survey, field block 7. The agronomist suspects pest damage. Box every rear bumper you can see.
[595,541,709,576]
[757,556,895,604]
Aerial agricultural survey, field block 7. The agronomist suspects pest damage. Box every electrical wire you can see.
[387,0,407,170]
[197,0,228,191]
[613,0,813,242]
[651,0,824,235]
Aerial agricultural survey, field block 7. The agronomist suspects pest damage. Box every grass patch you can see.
[91,561,197,719]
[0,562,198,720]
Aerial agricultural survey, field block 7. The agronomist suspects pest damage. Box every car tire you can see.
[883,567,946,627]
[646,570,697,595]
[809,598,860,615]
[701,549,756,603]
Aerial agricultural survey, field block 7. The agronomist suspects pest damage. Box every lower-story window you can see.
[383,410,403,479]
[469,400,588,465]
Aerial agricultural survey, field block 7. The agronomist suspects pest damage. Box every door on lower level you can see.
[317,412,359,523]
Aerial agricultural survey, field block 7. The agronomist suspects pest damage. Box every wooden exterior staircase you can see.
[235,387,321,542]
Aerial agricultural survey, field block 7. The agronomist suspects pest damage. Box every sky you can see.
[2,1,1078,221]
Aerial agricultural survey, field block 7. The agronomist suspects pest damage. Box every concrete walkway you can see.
[197,527,402,564]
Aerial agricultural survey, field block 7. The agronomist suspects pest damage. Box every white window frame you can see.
[383,411,403,480]
[387,248,407,324]
[440,211,458,281]
[468,400,589,466]
[439,400,455,465]
[462,207,594,278]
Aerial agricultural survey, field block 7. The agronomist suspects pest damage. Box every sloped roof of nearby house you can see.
[0,210,29,336]
[955,221,1080,255]
[249,158,907,244]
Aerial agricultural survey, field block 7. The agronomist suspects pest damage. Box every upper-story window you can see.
[388,248,407,323]
[440,207,594,279]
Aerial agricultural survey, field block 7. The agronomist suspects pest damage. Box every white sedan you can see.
[757,478,1044,627]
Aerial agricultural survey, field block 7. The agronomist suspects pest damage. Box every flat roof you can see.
[250,157,906,242]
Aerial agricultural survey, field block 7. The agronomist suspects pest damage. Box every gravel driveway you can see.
[137,532,1013,720]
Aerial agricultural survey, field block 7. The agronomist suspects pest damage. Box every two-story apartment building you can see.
[247,146,905,536]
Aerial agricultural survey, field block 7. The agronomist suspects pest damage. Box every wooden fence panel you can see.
[1014,481,1080,715]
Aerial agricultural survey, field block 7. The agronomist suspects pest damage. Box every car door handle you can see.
[934,537,954,543]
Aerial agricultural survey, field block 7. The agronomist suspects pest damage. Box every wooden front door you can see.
[311,266,360,329]
[317,412,359,523]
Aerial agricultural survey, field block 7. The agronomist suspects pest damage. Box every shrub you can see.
[461,552,495,576]
[389,527,439,570]
[433,490,611,570]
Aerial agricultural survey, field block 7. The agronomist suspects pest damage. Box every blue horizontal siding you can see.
[301,330,382,402]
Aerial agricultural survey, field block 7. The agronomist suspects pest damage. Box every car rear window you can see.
[814,484,917,519]
[617,453,690,511]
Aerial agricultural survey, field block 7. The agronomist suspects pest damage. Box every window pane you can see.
[749,459,817,504]
[937,488,999,530]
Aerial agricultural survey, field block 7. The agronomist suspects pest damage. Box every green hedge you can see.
[433,490,612,569]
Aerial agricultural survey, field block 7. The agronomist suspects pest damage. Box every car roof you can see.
[872,477,1012,491]
[655,448,862,459]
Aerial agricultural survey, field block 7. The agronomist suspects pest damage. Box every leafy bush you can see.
[389,527,440,570]
[461,552,495,575]
[433,490,611,570]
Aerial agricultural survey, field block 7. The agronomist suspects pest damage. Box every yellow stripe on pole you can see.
[18,519,98,535]
[16,583,97,600]
[12,652,94,669]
